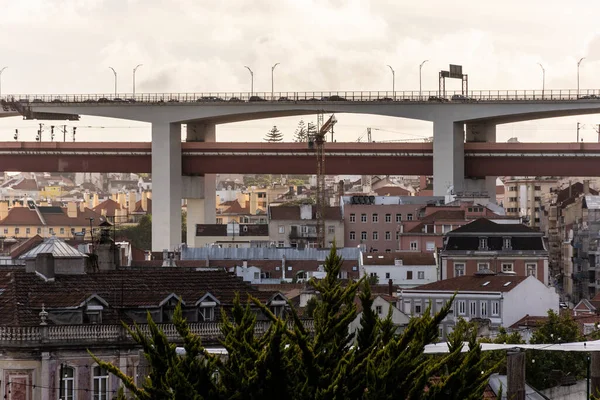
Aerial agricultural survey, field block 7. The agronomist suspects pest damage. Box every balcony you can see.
[0,320,315,347]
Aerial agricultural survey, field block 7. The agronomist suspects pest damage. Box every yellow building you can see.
[0,200,107,239]
[39,185,65,201]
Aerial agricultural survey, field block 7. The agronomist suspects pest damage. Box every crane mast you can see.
[313,114,337,248]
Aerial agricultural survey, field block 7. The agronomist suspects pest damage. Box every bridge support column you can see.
[152,122,182,252]
[433,119,464,196]
[184,123,216,247]
[465,122,497,202]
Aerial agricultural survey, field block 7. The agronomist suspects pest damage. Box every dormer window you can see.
[85,304,103,324]
[478,237,488,250]
[199,302,216,322]
[503,237,512,250]
[269,294,287,317]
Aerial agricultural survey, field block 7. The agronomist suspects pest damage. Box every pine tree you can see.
[265,125,283,142]
[294,120,308,142]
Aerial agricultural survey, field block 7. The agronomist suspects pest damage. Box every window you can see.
[469,301,477,317]
[492,301,500,316]
[26,228,30,235]
[277,241,285,248]
[216,217,223,224]
[61,366,75,400]
[361,214,367,223]
[502,263,513,272]
[37,227,42,234]
[503,238,512,249]
[70,227,75,234]
[349,213,356,223]
[415,304,422,314]
[442,225,452,233]
[349,231,356,240]
[410,242,418,251]
[407,213,413,221]
[93,366,109,400]
[385,249,391,253]
[480,301,488,318]
[278,226,285,234]
[534,185,541,191]
[373,231,379,240]
[426,242,435,251]
[396,231,401,240]
[3,228,7,234]
[372,213,378,223]
[418,271,425,279]
[509,197,517,202]
[479,238,487,250]
[385,272,390,279]
[526,263,537,277]
[385,231,391,240]
[49,228,55,235]
[407,271,413,280]
[396,213,402,222]
[454,263,465,277]
[60,227,65,234]
[457,300,466,315]
[385,214,391,222]
[328,225,335,234]
[14,228,19,235]
[534,196,541,202]
[199,306,214,321]
[361,231,367,240]
[509,186,517,191]
[375,305,383,315]
[478,263,489,271]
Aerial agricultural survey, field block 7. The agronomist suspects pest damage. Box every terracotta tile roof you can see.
[407,274,527,293]
[270,205,342,220]
[0,268,280,326]
[557,182,598,205]
[0,207,42,226]
[217,199,249,215]
[374,186,411,196]
[8,235,44,259]
[134,198,152,213]
[0,206,107,227]
[11,179,38,191]
[363,253,436,266]
[509,314,548,329]
[93,199,122,217]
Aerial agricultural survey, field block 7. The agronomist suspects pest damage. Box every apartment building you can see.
[501,176,559,228]
[440,218,549,285]
[361,252,437,288]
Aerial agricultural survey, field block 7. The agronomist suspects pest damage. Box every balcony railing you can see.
[0,320,315,346]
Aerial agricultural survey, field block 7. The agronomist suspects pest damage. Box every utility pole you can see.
[577,122,581,143]
[50,125,55,142]
[63,125,67,142]
[72,126,77,142]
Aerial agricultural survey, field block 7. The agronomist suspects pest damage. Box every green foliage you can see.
[94,245,497,400]
[115,215,152,251]
[294,120,308,142]
[367,274,379,285]
[265,125,284,142]
[479,327,525,374]
[181,210,187,243]
[526,310,586,390]
[304,296,318,318]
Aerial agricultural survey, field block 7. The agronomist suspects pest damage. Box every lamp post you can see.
[537,63,545,99]
[419,60,428,100]
[271,63,280,100]
[386,65,395,99]
[108,67,117,97]
[577,57,585,99]
[133,64,143,98]
[0,66,7,98]
[244,66,254,97]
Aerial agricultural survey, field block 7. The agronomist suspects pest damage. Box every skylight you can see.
[482,281,490,286]
[503,282,512,287]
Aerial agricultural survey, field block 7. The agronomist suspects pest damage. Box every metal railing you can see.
[2,89,600,104]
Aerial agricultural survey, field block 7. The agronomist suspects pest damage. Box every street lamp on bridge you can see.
[271,63,280,100]
[386,65,395,99]
[244,66,254,97]
[133,64,143,98]
[108,67,118,97]
[0,66,7,98]
[537,63,545,99]
[577,57,585,99]
[419,60,428,100]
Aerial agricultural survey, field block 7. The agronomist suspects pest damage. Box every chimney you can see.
[141,191,148,212]
[388,279,393,297]
[584,180,590,195]
[83,192,89,208]
[128,190,136,214]
[281,256,286,281]
[111,193,118,202]
[146,191,152,200]
[249,192,258,215]
[118,192,126,209]
[92,193,99,208]
[67,202,78,218]
[79,200,85,213]
[0,201,8,220]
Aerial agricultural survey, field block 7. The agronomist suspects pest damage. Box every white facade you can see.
[502,276,560,328]
[362,264,437,288]
[348,296,410,336]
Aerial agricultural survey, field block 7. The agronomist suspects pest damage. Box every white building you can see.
[348,295,410,336]
[361,253,438,288]
[400,272,559,340]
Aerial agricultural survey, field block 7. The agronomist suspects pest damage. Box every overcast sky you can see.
[1,0,600,143]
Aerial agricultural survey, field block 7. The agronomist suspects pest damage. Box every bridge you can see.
[3,89,600,251]
[0,141,597,178]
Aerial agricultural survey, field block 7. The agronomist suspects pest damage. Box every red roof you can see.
[11,179,38,191]
[93,199,122,217]
[408,274,527,293]
[0,206,107,227]
[269,205,342,220]
[134,198,152,213]
[374,186,411,196]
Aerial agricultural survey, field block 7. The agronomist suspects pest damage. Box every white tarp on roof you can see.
[424,340,600,354]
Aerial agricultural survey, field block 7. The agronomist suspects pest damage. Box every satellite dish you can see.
[446,185,454,194]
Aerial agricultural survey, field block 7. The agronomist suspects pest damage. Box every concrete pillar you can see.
[591,352,600,398]
[433,119,464,196]
[41,351,50,400]
[506,351,526,400]
[465,122,497,201]
[184,123,217,246]
[152,122,182,252]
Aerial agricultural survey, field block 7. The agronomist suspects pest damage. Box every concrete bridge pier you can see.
[184,122,217,246]
[433,119,465,197]
[465,122,497,201]
[151,122,182,252]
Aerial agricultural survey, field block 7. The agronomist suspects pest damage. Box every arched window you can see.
[92,366,109,400]
[60,365,75,400]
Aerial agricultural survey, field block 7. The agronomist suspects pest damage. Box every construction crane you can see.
[310,114,337,248]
